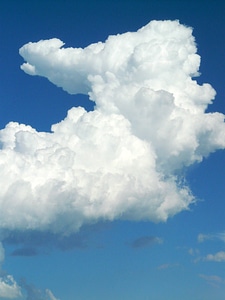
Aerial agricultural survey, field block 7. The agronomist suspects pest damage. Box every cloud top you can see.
[0,20,224,236]
[0,275,22,299]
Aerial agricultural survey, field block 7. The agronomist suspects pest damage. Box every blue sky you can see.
[0,1,225,299]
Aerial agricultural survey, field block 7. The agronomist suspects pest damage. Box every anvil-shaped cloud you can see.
[0,20,225,238]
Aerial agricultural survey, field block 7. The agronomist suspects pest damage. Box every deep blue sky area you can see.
[0,1,225,299]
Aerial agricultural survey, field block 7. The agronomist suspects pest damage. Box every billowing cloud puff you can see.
[0,275,22,299]
[205,251,225,262]
[0,20,225,236]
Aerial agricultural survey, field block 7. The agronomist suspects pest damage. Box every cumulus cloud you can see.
[0,20,224,240]
[205,251,225,262]
[0,276,60,300]
[0,275,22,299]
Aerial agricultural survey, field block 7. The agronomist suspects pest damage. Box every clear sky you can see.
[0,1,225,299]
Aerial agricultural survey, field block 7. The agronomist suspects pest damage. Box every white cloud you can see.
[20,280,60,300]
[205,251,225,262]
[198,232,225,243]
[188,248,199,256]
[0,275,22,299]
[46,289,59,300]
[217,232,225,242]
[0,20,224,236]
[197,233,212,243]
[199,274,224,288]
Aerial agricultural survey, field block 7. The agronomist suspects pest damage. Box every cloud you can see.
[0,20,224,240]
[0,243,22,300]
[4,223,107,253]
[130,235,163,249]
[11,247,38,257]
[0,243,4,264]
[216,233,225,242]
[0,275,22,299]
[157,263,180,270]
[198,233,212,243]
[205,251,225,262]
[199,274,225,288]
[0,276,60,300]
[45,289,59,300]
[20,279,60,300]
[188,248,200,256]
[198,232,225,243]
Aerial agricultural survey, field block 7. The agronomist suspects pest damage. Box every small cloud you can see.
[46,289,60,300]
[3,229,89,253]
[198,232,225,243]
[199,274,224,288]
[205,251,225,262]
[216,232,225,243]
[20,279,60,300]
[157,263,170,270]
[188,248,200,256]
[197,233,214,243]
[157,263,180,270]
[0,275,22,299]
[130,236,163,249]
[11,247,38,257]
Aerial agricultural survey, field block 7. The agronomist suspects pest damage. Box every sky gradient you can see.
[0,1,225,299]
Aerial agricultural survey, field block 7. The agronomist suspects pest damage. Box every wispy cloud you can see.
[198,232,225,243]
[20,279,60,300]
[11,247,38,257]
[130,236,163,249]
[199,274,225,288]
[3,227,96,253]
[46,289,60,300]
[188,248,200,256]
[157,263,180,270]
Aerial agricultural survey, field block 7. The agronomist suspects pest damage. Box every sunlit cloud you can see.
[0,20,224,242]
[0,275,22,299]
[204,251,225,262]
[1,19,225,299]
